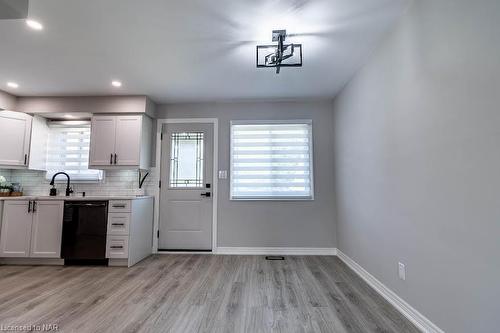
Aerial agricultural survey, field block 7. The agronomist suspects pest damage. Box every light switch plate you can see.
[398,262,406,281]
[218,170,228,179]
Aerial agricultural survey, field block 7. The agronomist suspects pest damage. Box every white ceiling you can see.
[0,0,407,103]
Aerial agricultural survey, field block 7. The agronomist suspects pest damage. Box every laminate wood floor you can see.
[0,255,419,333]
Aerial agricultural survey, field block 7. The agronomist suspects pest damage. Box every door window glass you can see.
[169,132,204,188]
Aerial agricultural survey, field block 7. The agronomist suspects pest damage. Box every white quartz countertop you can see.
[0,195,154,201]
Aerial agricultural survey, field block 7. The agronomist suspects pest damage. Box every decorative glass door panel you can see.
[169,132,204,188]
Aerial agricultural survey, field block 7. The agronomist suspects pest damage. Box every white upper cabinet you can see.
[0,111,49,170]
[0,111,32,167]
[89,116,117,166]
[115,116,142,166]
[27,116,49,171]
[89,114,152,169]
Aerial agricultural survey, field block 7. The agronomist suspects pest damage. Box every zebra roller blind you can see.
[45,121,103,181]
[230,120,313,200]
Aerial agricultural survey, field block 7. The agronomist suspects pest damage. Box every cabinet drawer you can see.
[107,213,130,235]
[109,200,131,213]
[106,235,129,259]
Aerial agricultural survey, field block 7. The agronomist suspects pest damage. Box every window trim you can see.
[229,119,314,201]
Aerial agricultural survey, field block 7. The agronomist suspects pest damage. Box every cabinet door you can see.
[30,201,64,258]
[89,116,116,166]
[114,116,142,166]
[0,201,32,257]
[0,111,32,167]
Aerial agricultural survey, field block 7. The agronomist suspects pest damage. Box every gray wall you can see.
[0,89,16,110]
[157,100,337,248]
[332,0,500,332]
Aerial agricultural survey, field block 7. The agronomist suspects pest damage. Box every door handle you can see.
[200,192,211,197]
[110,153,113,165]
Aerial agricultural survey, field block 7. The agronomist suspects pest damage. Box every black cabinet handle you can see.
[24,154,28,165]
[28,201,32,213]
[110,246,123,249]
[32,201,37,213]
[114,153,117,164]
[111,223,125,226]
[110,153,113,165]
[112,205,126,208]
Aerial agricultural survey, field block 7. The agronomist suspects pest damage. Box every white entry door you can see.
[159,123,213,250]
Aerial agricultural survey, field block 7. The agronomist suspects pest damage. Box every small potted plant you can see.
[0,176,13,197]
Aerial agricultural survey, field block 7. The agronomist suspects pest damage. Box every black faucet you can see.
[49,172,73,197]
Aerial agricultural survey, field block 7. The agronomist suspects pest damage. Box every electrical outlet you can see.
[398,262,406,281]
[218,170,228,179]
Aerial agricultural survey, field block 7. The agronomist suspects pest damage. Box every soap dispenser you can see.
[49,185,57,196]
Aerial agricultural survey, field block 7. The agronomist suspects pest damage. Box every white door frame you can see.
[153,118,218,253]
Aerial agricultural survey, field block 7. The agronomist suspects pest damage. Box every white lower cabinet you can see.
[107,213,130,235]
[0,198,152,266]
[106,198,154,267]
[0,200,63,258]
[0,201,32,257]
[106,235,129,259]
[30,201,64,258]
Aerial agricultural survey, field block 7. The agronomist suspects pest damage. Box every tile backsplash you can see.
[0,169,12,182]
[1,168,158,197]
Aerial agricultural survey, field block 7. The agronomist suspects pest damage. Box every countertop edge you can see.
[0,195,154,201]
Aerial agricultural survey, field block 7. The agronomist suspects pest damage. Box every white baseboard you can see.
[157,251,213,255]
[216,247,337,256]
[336,250,444,333]
[0,258,64,266]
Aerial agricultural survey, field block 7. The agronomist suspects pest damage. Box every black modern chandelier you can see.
[256,30,303,74]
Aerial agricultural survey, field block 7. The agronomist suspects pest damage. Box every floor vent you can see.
[265,256,285,260]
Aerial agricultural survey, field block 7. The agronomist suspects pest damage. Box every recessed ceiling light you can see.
[7,82,19,88]
[111,80,122,87]
[26,19,43,31]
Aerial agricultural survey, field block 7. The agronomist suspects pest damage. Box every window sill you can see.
[230,197,314,201]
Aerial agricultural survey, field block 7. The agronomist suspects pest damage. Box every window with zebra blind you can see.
[45,121,103,182]
[230,120,314,200]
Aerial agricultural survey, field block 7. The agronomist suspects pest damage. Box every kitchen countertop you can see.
[0,195,154,201]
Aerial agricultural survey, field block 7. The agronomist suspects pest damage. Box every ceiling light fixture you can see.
[257,30,302,74]
[26,19,43,30]
[111,80,122,87]
[63,114,75,119]
[7,82,19,88]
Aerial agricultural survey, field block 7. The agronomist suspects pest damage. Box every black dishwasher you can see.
[61,201,108,265]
